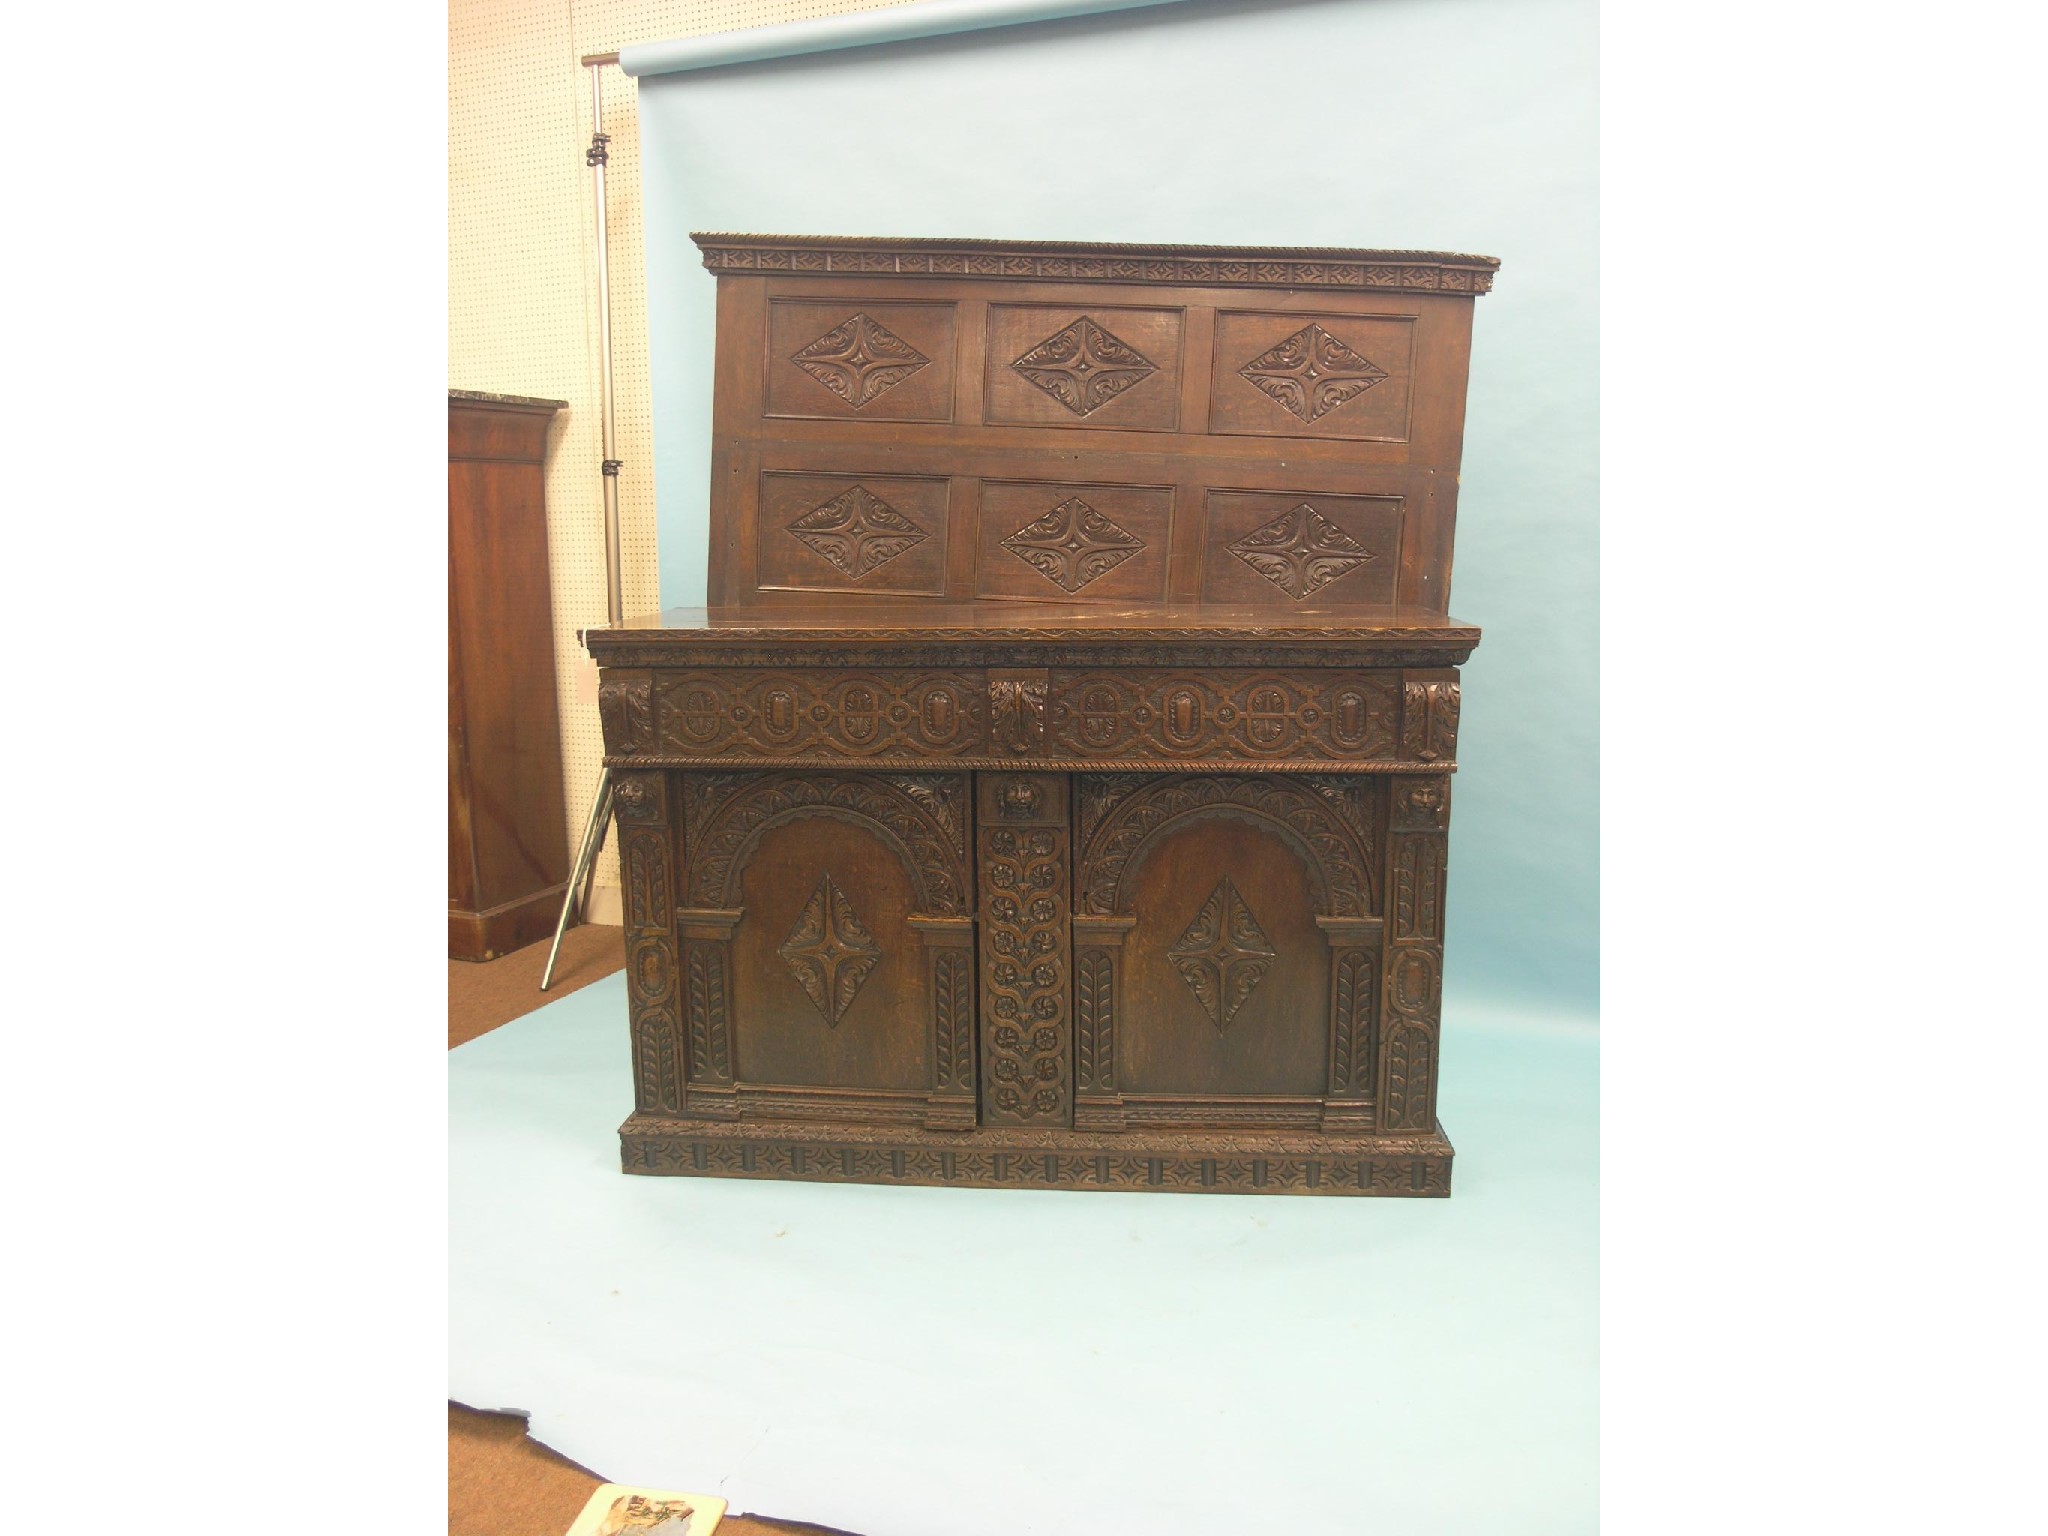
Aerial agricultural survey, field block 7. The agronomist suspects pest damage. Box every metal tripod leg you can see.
[541,765,615,991]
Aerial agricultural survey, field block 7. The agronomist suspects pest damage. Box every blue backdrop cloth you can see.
[450,979,1596,1535]
[634,0,1599,1020]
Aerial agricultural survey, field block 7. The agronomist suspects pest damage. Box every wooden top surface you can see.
[586,601,1478,649]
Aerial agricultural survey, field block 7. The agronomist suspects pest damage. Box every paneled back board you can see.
[588,238,1496,1196]
[696,236,1498,613]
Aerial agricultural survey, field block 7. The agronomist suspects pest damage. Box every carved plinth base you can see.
[619,1114,1452,1197]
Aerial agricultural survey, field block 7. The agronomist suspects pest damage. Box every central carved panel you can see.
[1010,316,1158,417]
[790,312,930,409]
[788,486,928,580]
[1238,322,1388,423]
[778,874,882,1027]
[1169,877,1278,1031]
[1227,503,1377,601]
[999,497,1145,592]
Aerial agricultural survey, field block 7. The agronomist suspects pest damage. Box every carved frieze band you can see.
[978,775,1071,1126]
[1048,672,1400,761]
[615,772,684,1116]
[653,671,986,759]
[600,669,1444,767]
[1075,773,1377,918]
[1380,774,1450,1131]
[695,237,1497,296]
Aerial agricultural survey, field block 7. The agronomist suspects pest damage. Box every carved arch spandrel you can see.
[1075,773,1377,919]
[684,771,972,918]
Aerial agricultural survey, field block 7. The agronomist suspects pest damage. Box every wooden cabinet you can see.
[449,390,571,961]
[587,237,1497,1195]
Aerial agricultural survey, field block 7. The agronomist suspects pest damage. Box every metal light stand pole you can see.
[542,52,627,991]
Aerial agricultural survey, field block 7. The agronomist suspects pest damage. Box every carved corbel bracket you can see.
[989,668,1050,755]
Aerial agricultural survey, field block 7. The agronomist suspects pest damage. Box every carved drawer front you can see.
[1042,670,1405,763]
[609,671,990,760]
[601,667,1459,769]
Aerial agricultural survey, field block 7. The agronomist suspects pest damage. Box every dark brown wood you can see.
[589,238,1495,1195]
[449,391,572,961]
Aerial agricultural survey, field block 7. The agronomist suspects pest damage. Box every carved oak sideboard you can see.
[585,236,1496,1197]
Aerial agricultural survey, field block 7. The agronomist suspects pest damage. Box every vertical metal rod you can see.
[589,61,625,627]
[542,766,615,991]
[545,59,626,995]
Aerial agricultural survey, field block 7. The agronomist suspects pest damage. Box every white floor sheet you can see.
[451,975,1597,1535]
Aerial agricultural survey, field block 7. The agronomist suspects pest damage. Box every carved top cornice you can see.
[691,234,1500,296]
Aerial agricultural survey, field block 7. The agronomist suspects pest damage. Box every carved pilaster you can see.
[977,773,1070,1127]
[1073,914,1137,1130]
[1316,914,1384,1129]
[616,770,683,1115]
[910,914,977,1131]
[677,905,743,1120]
[1379,772,1451,1131]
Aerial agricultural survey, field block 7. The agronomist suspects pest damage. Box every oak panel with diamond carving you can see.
[1201,490,1403,606]
[1210,311,1416,442]
[972,480,1174,604]
[756,472,950,596]
[984,304,1184,431]
[765,299,957,422]
[729,815,933,1094]
[1117,814,1331,1099]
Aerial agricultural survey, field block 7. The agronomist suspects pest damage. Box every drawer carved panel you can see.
[1047,671,1400,761]
[653,671,988,758]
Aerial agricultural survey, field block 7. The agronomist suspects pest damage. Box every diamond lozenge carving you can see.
[1169,878,1278,1030]
[791,312,929,409]
[1238,323,1387,423]
[778,874,882,1027]
[788,486,927,579]
[1010,316,1158,416]
[1000,497,1145,592]
[1227,502,1376,601]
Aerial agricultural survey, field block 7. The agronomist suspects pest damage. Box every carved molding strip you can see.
[693,235,1499,296]
[612,755,1456,774]
[623,1121,1453,1196]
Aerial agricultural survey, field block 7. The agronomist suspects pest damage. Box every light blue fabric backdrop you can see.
[635,0,1598,1019]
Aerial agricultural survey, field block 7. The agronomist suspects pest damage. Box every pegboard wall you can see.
[449,0,923,916]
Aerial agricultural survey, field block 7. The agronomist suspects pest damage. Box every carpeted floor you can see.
[450,923,860,1536]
